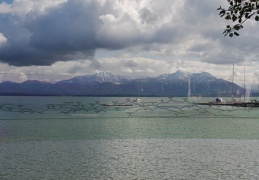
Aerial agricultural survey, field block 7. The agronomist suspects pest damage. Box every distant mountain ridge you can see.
[59,70,219,84]
[0,71,244,97]
[58,72,130,85]
[158,70,218,82]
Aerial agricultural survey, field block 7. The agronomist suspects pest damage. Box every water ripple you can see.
[1,139,259,179]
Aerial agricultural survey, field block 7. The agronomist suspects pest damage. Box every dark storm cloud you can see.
[0,0,185,66]
[0,0,100,66]
[0,0,258,67]
[27,1,100,52]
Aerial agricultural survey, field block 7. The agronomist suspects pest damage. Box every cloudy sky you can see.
[0,0,258,87]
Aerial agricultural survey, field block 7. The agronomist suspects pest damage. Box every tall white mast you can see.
[188,76,191,98]
[244,67,246,101]
[232,64,234,97]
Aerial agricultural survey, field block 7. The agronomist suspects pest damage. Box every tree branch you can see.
[218,0,259,37]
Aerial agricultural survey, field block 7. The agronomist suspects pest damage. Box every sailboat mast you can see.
[244,67,246,101]
[232,64,235,97]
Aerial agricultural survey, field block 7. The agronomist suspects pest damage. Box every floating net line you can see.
[1,97,258,119]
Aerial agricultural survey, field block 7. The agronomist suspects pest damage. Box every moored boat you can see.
[195,97,259,108]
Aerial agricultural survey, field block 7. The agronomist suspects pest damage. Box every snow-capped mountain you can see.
[157,70,190,81]
[158,70,217,82]
[0,71,244,96]
[57,72,130,85]
[190,72,217,82]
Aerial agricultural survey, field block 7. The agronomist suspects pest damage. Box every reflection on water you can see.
[1,96,259,179]
[1,139,259,179]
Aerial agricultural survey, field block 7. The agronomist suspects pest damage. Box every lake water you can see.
[1,96,259,179]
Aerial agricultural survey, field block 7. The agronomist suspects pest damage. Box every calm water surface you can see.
[1,96,259,179]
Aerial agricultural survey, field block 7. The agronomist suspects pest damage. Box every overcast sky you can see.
[0,0,258,87]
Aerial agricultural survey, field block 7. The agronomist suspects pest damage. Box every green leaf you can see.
[245,13,250,18]
[225,15,232,20]
[234,32,239,36]
[219,10,226,17]
[232,15,237,21]
[233,24,241,30]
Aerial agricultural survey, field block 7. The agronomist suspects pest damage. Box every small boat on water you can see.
[195,97,259,108]
[133,98,141,102]
[195,65,259,108]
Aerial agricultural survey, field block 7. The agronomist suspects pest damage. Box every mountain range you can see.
[0,71,244,97]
